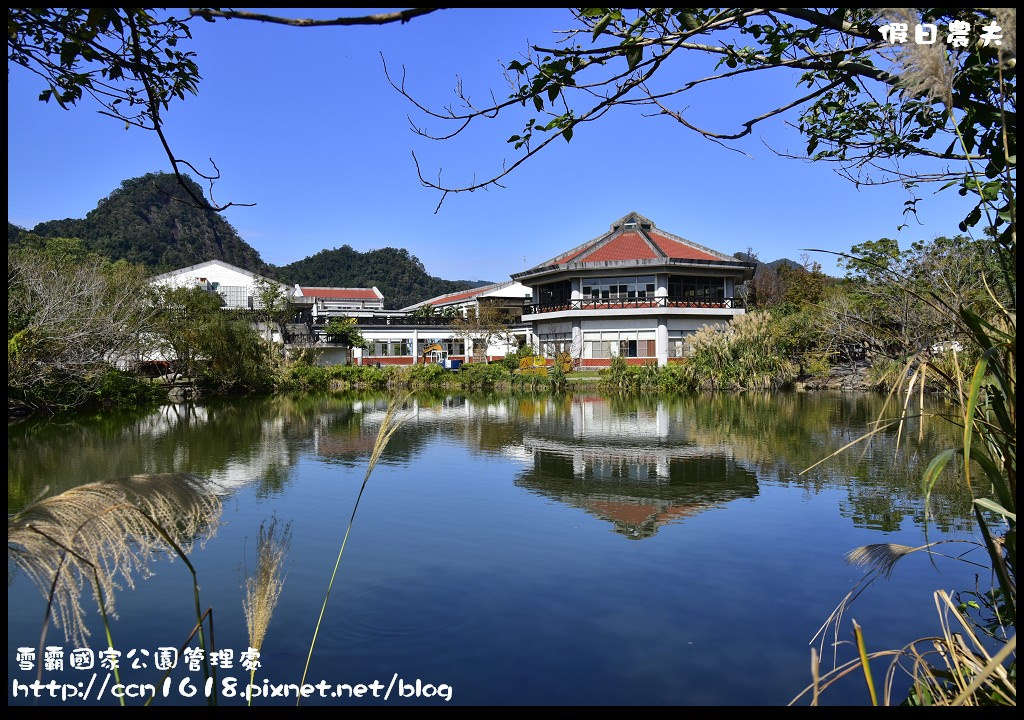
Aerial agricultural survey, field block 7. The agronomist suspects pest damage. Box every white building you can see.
[294,286,384,320]
[348,281,532,366]
[147,213,754,370]
[513,212,754,367]
[149,259,294,310]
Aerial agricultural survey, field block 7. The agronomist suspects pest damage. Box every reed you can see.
[242,515,293,705]
[8,473,221,646]
[297,393,411,703]
[793,12,1016,698]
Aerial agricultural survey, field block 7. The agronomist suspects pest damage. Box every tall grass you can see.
[298,393,411,703]
[677,311,797,391]
[242,515,292,705]
[792,19,1016,698]
[8,473,222,704]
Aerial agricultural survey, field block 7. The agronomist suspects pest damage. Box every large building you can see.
[148,213,752,368]
[345,280,532,366]
[513,212,753,367]
[294,286,384,319]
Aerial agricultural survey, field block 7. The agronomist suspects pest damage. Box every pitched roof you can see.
[401,280,526,311]
[521,211,739,276]
[299,286,383,301]
[148,259,287,288]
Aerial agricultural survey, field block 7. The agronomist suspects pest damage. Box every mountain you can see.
[23,172,271,274]
[733,251,803,273]
[13,172,492,309]
[276,245,492,310]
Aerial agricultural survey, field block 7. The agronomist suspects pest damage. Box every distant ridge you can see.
[10,172,493,310]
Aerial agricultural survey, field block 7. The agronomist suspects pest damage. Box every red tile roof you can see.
[427,287,487,306]
[300,287,381,300]
[647,231,721,261]
[528,213,735,272]
[576,231,659,262]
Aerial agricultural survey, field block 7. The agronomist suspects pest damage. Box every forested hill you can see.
[22,173,272,274]
[11,172,492,309]
[276,246,492,310]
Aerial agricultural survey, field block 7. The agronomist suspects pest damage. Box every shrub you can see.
[502,345,535,372]
[675,311,797,391]
[94,369,166,407]
[458,362,511,389]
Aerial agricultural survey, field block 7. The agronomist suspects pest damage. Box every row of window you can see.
[582,276,656,301]
[535,330,697,358]
[667,277,726,301]
[363,339,468,357]
[536,276,728,304]
[537,331,571,358]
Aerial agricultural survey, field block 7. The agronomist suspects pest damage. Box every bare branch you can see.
[188,8,443,27]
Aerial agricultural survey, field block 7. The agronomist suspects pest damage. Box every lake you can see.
[8,391,983,705]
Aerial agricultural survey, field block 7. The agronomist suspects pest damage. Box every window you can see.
[583,331,655,358]
[218,285,252,309]
[365,339,411,357]
[538,332,571,358]
[417,339,465,356]
[538,280,571,307]
[668,330,696,357]
[667,276,726,303]
[581,276,656,301]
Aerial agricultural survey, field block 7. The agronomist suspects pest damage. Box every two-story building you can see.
[513,212,754,367]
[343,281,532,366]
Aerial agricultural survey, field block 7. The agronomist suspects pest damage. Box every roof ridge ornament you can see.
[611,211,654,231]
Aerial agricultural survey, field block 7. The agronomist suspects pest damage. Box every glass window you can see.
[366,339,411,356]
[539,280,571,306]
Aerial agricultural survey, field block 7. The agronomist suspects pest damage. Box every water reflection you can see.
[8,392,974,533]
[511,396,759,538]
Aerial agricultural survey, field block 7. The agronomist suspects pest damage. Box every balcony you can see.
[353,315,457,327]
[525,296,744,315]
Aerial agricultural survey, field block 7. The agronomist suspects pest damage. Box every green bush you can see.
[601,356,660,392]
[286,363,331,391]
[458,362,511,388]
[502,345,535,372]
[674,312,797,391]
[408,362,448,385]
[94,369,166,408]
[325,364,395,389]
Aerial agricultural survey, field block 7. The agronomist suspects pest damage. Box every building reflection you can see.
[310,394,760,539]
[514,396,759,539]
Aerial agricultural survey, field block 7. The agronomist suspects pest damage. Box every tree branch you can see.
[189,8,443,27]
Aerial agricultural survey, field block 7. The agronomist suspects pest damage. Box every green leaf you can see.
[563,126,573,142]
[921,448,958,498]
[548,84,559,103]
[592,13,612,41]
[974,497,1016,522]
[625,46,642,70]
[533,95,544,112]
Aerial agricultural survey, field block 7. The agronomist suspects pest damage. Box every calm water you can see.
[8,392,983,706]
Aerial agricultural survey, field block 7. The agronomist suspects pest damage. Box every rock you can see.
[167,385,196,402]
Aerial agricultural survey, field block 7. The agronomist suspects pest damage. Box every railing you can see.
[525,296,743,314]
[353,315,458,327]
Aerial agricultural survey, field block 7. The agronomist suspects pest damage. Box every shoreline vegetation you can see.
[6,350,884,421]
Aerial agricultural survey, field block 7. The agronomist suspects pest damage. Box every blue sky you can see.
[7,8,978,280]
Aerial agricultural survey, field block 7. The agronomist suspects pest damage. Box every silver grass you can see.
[876,8,956,111]
[243,516,292,653]
[8,473,221,645]
[845,542,917,579]
[987,8,1016,55]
